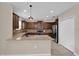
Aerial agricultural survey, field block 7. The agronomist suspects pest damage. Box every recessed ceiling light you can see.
[24,10,27,12]
[50,10,54,13]
[46,16,49,18]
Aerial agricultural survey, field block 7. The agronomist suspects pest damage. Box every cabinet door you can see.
[13,13,19,30]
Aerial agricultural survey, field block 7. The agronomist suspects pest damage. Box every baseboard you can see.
[59,43,79,56]
[59,43,75,54]
[73,52,79,56]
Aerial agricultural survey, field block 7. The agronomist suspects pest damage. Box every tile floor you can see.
[51,40,74,56]
[13,33,75,56]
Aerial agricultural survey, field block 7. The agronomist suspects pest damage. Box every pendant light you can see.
[28,4,33,20]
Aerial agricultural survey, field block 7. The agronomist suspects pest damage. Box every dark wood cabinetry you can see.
[13,13,19,35]
[21,21,56,35]
[13,13,19,30]
[22,21,55,29]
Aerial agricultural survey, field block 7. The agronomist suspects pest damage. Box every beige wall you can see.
[59,4,79,55]
[0,3,13,53]
[0,3,12,40]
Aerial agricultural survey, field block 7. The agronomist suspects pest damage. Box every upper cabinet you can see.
[13,13,19,30]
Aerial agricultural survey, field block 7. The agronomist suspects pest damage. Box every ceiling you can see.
[8,2,78,21]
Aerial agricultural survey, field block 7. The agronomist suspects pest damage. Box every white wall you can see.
[59,16,75,52]
[0,3,13,41]
[59,4,79,55]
